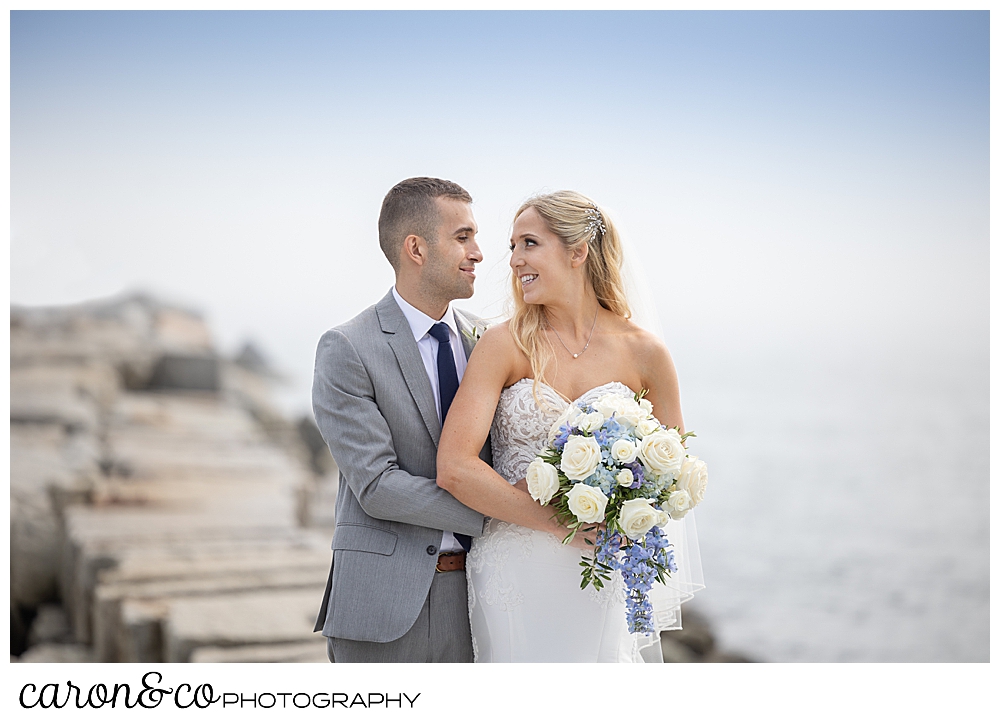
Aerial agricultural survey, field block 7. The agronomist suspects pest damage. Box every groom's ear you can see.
[402,234,428,267]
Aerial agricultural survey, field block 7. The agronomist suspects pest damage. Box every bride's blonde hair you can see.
[507,191,631,402]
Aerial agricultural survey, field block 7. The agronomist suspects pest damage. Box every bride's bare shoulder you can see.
[468,321,530,381]
[619,320,677,378]
[470,321,520,364]
[476,320,516,350]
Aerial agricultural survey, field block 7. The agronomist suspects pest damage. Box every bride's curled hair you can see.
[508,191,631,400]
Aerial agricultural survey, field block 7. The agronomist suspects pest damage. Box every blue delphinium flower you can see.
[594,416,627,448]
[628,461,645,489]
[553,423,579,452]
[594,528,621,571]
[616,528,674,633]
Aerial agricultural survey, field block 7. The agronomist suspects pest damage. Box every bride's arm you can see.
[638,333,685,435]
[437,325,574,543]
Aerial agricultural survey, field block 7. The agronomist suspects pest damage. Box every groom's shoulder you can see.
[316,293,393,358]
[317,306,373,345]
[333,303,380,337]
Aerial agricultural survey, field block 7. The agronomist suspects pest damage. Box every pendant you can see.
[573,353,579,358]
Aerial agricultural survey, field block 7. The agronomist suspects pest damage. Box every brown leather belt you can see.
[435,551,466,573]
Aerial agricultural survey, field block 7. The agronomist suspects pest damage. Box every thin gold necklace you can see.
[546,307,599,359]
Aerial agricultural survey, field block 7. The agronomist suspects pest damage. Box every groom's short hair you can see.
[378,177,473,270]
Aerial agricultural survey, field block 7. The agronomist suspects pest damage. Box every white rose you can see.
[559,435,603,480]
[526,458,561,506]
[618,498,663,540]
[547,404,584,443]
[637,429,685,479]
[675,456,708,506]
[616,468,635,488]
[593,394,624,419]
[639,398,654,416]
[594,394,643,429]
[664,489,693,519]
[618,400,644,428]
[566,483,609,524]
[635,417,661,439]
[578,411,605,434]
[610,438,638,464]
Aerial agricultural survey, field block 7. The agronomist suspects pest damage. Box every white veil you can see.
[618,223,706,659]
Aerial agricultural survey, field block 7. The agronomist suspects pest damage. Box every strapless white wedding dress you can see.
[467,379,643,663]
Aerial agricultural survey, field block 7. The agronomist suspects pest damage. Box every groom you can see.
[312,177,489,663]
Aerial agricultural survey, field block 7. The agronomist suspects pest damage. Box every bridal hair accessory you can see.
[527,388,708,634]
[547,307,598,359]
[584,204,607,243]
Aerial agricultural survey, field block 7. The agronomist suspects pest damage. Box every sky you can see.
[10,10,989,414]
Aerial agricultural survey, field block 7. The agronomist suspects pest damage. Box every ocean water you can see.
[680,345,989,662]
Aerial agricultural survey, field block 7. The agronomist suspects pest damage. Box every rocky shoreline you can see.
[10,292,750,663]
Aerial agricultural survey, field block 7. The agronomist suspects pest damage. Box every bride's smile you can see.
[509,206,588,307]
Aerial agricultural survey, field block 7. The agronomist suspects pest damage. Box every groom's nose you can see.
[467,238,483,263]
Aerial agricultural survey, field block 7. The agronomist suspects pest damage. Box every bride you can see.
[437,191,703,663]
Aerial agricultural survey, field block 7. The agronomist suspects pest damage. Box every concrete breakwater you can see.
[10,292,748,663]
[11,293,338,663]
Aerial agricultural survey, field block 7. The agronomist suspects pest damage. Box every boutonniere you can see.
[462,324,486,344]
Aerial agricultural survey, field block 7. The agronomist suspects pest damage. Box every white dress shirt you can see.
[392,286,468,554]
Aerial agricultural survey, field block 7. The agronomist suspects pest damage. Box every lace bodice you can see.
[489,379,635,484]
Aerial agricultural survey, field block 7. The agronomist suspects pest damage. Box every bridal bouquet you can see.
[526,389,708,634]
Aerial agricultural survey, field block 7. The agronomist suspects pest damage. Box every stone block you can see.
[153,308,214,353]
[60,506,326,644]
[163,588,325,663]
[10,362,118,431]
[98,543,330,586]
[11,424,99,610]
[27,604,73,647]
[118,599,169,663]
[15,644,94,663]
[190,640,328,663]
[94,567,327,662]
[147,355,219,392]
[299,471,338,529]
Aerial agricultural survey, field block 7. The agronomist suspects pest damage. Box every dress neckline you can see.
[505,378,637,407]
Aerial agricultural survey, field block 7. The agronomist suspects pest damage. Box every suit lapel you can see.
[454,309,479,363]
[376,291,442,446]
[454,309,492,465]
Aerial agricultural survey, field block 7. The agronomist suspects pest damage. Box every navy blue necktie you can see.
[429,323,460,422]
[429,322,471,553]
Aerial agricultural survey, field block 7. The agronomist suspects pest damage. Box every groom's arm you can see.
[312,328,485,537]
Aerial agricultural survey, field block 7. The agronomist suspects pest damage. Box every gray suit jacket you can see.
[312,288,488,643]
